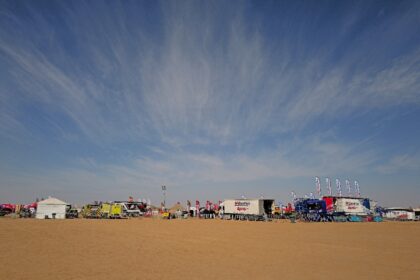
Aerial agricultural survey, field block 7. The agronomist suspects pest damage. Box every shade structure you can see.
[35,197,68,219]
[168,203,186,213]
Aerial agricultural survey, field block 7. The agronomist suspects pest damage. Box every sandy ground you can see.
[0,218,419,280]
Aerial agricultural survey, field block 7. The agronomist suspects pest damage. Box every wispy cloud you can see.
[0,1,419,204]
[376,153,420,174]
[1,2,419,145]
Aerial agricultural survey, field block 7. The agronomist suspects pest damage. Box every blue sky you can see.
[1,0,419,207]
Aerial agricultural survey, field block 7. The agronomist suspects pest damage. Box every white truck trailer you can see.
[221,199,275,221]
[334,198,367,216]
[384,208,415,221]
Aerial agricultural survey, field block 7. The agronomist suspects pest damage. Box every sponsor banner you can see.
[224,199,264,215]
[335,198,364,214]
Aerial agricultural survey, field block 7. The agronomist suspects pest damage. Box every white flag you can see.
[315,176,321,196]
[354,180,360,197]
[346,179,351,195]
[326,177,332,195]
[336,179,342,196]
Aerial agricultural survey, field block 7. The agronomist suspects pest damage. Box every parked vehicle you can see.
[99,203,125,219]
[322,196,374,221]
[383,208,415,221]
[19,202,37,218]
[221,199,275,221]
[81,204,101,219]
[66,208,79,219]
[0,204,16,216]
[114,201,147,217]
[414,208,420,221]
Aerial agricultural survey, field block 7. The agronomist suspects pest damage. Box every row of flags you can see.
[316,176,361,197]
[291,177,361,200]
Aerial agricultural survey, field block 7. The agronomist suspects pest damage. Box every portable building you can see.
[35,197,68,219]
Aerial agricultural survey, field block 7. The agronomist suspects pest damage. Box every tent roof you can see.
[386,207,412,211]
[38,197,68,205]
[169,203,186,213]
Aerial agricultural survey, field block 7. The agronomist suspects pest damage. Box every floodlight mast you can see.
[162,185,166,208]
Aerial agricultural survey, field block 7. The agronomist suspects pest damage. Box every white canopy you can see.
[38,197,68,205]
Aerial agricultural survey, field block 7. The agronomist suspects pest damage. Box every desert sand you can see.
[0,218,419,280]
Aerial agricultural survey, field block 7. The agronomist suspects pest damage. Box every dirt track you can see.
[0,218,419,280]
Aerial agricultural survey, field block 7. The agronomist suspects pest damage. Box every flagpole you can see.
[162,185,166,209]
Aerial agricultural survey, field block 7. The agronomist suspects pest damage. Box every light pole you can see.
[162,185,166,209]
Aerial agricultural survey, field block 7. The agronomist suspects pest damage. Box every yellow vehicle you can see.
[161,211,170,219]
[272,205,281,218]
[99,203,112,218]
[82,202,126,219]
[81,204,101,219]
[110,203,125,219]
[272,205,281,215]
[98,203,125,219]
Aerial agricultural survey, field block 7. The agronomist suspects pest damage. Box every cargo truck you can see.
[323,196,370,216]
[81,204,101,219]
[113,201,146,217]
[99,203,125,219]
[220,199,275,221]
[383,208,415,221]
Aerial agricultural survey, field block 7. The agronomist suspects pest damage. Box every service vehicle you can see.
[322,196,370,216]
[66,208,79,219]
[81,204,101,219]
[221,198,275,221]
[114,201,147,217]
[383,208,415,221]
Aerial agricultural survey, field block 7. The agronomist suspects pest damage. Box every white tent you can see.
[35,197,68,219]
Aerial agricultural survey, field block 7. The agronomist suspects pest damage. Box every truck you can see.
[65,208,79,219]
[414,208,420,221]
[334,198,366,215]
[383,208,415,221]
[323,196,369,216]
[114,201,147,217]
[81,204,101,219]
[221,199,275,221]
[99,203,125,219]
[0,204,16,216]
